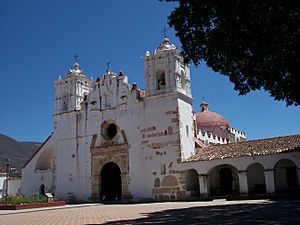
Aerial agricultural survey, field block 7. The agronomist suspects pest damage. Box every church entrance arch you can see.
[101,162,122,200]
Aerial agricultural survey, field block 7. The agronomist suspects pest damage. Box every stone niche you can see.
[90,143,132,201]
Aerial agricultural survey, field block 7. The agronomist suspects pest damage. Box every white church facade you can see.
[21,38,300,202]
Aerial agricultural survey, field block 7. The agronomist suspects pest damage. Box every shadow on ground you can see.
[87,200,300,225]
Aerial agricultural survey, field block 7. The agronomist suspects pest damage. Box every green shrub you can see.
[0,195,48,205]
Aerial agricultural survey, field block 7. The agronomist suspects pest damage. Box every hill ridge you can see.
[0,134,41,169]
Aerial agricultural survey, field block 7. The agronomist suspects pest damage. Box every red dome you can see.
[196,111,231,129]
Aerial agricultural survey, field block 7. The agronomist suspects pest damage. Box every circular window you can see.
[106,123,117,139]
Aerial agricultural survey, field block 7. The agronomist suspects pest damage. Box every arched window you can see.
[156,70,166,90]
[83,92,88,101]
[62,92,69,111]
[176,74,181,88]
[104,92,112,107]
[180,71,185,90]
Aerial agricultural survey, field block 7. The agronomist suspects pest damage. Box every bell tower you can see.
[54,63,91,128]
[144,38,191,98]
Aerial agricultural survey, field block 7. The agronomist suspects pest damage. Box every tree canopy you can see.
[163,0,300,106]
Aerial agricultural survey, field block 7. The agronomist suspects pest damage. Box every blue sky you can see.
[0,0,299,142]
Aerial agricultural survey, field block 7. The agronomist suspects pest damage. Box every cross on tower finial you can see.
[74,54,79,63]
[106,62,111,71]
[162,26,168,38]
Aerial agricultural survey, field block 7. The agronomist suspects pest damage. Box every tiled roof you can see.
[185,134,300,162]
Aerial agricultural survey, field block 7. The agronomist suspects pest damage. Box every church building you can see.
[21,38,300,202]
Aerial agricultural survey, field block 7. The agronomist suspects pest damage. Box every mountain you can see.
[0,134,41,169]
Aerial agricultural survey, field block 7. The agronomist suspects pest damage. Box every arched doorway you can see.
[185,169,200,198]
[101,162,122,200]
[208,165,239,196]
[39,184,46,196]
[274,159,299,193]
[247,163,266,194]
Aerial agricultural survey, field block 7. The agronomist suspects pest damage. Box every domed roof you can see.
[196,102,231,129]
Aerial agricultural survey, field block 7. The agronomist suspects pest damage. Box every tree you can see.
[163,0,300,106]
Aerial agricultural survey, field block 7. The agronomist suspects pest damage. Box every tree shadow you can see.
[86,200,300,225]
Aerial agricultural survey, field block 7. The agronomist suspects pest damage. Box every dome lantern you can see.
[200,101,208,112]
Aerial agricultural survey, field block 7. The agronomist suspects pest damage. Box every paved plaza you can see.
[0,199,299,225]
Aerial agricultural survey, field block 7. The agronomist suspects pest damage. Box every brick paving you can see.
[0,200,299,225]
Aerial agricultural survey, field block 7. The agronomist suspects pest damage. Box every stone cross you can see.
[106,62,111,71]
[74,54,79,63]
[162,26,168,38]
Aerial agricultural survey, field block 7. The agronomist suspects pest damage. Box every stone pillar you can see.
[199,174,208,198]
[264,169,275,195]
[91,174,100,201]
[238,171,248,196]
[121,173,132,200]
[297,168,300,186]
